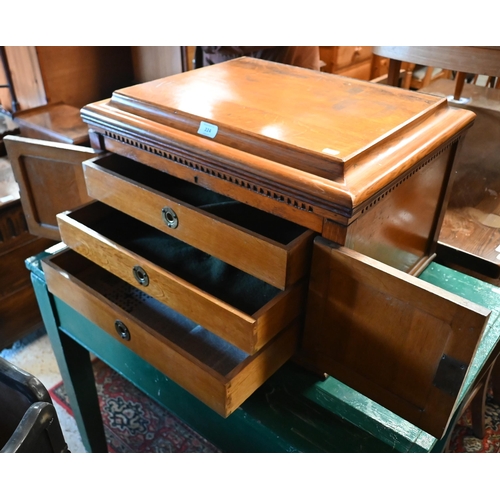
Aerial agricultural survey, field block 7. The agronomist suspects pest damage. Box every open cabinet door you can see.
[4,136,98,240]
[300,237,491,438]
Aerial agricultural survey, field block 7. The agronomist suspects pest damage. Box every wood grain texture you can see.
[0,190,53,348]
[422,80,500,273]
[14,103,89,145]
[97,135,326,232]
[57,202,304,354]
[42,250,298,417]
[109,57,445,179]
[373,46,500,79]
[299,237,490,438]
[81,57,474,222]
[4,136,97,240]
[345,143,454,273]
[83,153,314,289]
[3,47,46,110]
[0,284,43,350]
[35,46,134,109]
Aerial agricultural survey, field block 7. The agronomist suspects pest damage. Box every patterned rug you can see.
[448,394,500,452]
[50,359,500,453]
[49,359,221,453]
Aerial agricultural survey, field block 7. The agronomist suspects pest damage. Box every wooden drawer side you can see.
[83,154,313,289]
[42,250,298,417]
[57,202,305,354]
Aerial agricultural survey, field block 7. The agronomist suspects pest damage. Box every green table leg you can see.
[30,268,108,453]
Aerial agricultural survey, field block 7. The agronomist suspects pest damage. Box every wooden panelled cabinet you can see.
[5,58,488,438]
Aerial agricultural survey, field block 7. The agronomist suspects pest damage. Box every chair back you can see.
[373,46,500,99]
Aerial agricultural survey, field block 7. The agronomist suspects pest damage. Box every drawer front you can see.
[336,60,372,81]
[42,249,299,417]
[83,154,314,289]
[334,46,372,70]
[57,202,306,354]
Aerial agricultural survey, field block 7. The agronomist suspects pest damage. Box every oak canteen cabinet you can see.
[5,57,489,441]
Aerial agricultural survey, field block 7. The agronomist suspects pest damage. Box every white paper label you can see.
[198,121,218,139]
[322,148,340,156]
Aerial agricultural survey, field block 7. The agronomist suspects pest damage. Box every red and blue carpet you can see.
[50,360,500,453]
[50,360,220,453]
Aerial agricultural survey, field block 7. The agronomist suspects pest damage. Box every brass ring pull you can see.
[114,320,131,341]
[133,265,149,286]
[162,206,179,229]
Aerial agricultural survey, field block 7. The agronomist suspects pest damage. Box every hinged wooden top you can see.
[102,57,448,179]
[81,58,475,217]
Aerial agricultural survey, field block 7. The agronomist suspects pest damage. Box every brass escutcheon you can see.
[162,206,178,229]
[114,320,131,341]
[133,265,149,286]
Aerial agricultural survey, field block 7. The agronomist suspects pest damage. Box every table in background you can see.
[25,244,500,453]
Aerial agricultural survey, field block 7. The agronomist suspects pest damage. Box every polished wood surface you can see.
[57,202,306,355]
[4,136,97,240]
[82,58,474,226]
[83,153,314,289]
[42,249,299,417]
[421,80,500,276]
[14,103,89,144]
[36,47,134,110]
[373,46,500,85]
[319,46,373,80]
[100,57,454,181]
[372,47,500,280]
[374,46,500,101]
[300,237,490,438]
[343,138,457,273]
[7,58,485,436]
[1,47,46,111]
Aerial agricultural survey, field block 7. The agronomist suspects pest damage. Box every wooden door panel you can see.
[4,135,98,240]
[300,236,491,438]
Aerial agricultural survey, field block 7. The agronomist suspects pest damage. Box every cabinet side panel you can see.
[345,147,453,272]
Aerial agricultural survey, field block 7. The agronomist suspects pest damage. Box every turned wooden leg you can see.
[470,382,488,439]
[453,72,467,101]
[470,362,497,439]
[490,358,500,405]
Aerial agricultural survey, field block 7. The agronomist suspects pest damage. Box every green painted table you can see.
[27,245,500,453]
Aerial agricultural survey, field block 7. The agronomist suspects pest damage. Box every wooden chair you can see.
[373,47,500,278]
[403,63,451,90]
[372,46,500,100]
[373,46,500,440]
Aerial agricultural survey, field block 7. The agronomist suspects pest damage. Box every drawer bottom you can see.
[42,249,299,416]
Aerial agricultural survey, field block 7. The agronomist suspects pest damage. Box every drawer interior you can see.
[52,250,248,375]
[91,155,307,245]
[69,203,282,315]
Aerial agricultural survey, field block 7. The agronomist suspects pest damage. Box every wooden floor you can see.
[426,80,500,279]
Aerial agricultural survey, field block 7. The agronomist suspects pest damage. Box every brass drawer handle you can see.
[114,320,131,341]
[133,265,149,286]
[162,206,178,229]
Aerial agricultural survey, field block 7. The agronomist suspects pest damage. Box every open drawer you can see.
[57,202,306,354]
[83,154,314,289]
[299,237,491,438]
[41,249,299,417]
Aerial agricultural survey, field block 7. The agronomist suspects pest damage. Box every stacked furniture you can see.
[6,57,500,451]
